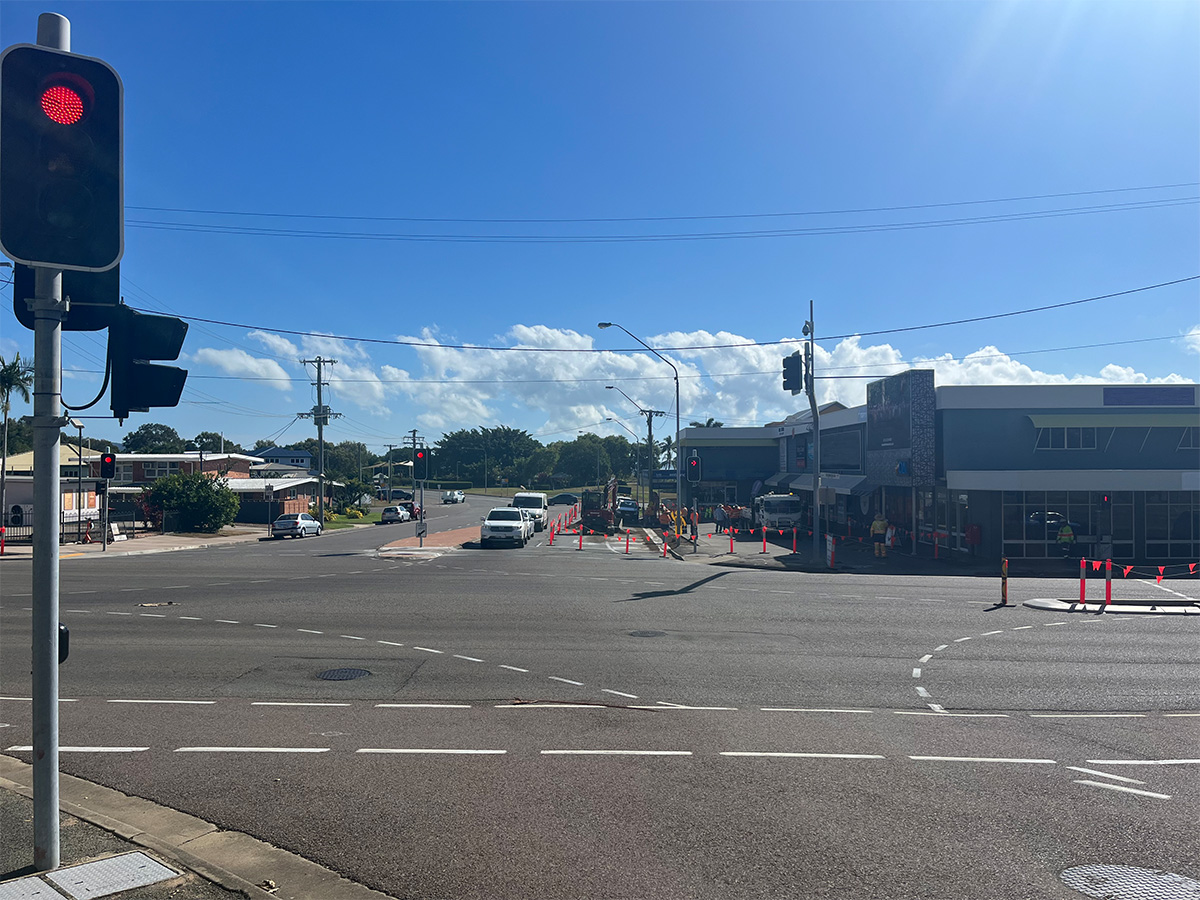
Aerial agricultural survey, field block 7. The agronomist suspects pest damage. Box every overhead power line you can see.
[125,196,1196,243]
[130,276,1198,354]
[125,182,1198,225]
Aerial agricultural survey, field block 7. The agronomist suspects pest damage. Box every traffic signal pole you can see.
[30,15,67,873]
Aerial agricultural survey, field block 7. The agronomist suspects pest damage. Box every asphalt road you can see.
[2,497,1197,899]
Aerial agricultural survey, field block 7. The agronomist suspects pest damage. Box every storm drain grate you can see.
[1062,864,1200,900]
[317,667,372,681]
[43,852,179,900]
[628,631,666,638]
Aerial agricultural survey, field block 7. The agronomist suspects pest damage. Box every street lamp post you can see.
[265,483,274,530]
[68,418,83,543]
[598,323,682,541]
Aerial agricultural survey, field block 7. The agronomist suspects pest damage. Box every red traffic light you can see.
[101,453,114,464]
[41,83,84,124]
[415,450,426,459]
[687,458,698,467]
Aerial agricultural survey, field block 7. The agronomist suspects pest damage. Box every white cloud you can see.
[192,347,293,390]
[1183,325,1200,356]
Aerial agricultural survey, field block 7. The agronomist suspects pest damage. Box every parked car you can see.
[442,490,466,504]
[481,506,533,547]
[380,506,411,524]
[397,501,422,519]
[272,512,322,538]
[549,492,580,506]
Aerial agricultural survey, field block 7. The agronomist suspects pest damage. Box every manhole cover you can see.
[317,668,371,681]
[628,630,666,638]
[1062,865,1200,899]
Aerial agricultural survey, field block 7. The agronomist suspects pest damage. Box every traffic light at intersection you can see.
[0,43,123,271]
[782,351,803,395]
[414,447,429,481]
[107,305,188,421]
[99,452,116,479]
[686,455,702,483]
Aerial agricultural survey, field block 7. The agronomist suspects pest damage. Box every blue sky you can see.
[2,0,1197,451]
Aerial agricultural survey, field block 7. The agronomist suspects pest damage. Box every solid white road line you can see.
[108,699,215,705]
[6,746,147,753]
[1066,766,1146,785]
[549,676,584,686]
[541,749,692,756]
[602,690,639,698]
[632,705,739,711]
[894,711,1010,717]
[1162,713,1200,717]
[252,702,351,707]
[762,708,874,714]
[495,703,605,709]
[1087,759,1200,766]
[721,752,884,759]
[357,748,505,755]
[1073,780,1170,800]
[375,703,471,708]
[175,747,329,753]
[1031,713,1145,718]
[910,756,1055,764]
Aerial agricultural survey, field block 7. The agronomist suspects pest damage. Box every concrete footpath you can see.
[0,756,393,899]
[0,524,275,561]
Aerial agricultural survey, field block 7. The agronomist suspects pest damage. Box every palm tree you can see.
[659,435,675,468]
[689,417,724,428]
[1,353,34,527]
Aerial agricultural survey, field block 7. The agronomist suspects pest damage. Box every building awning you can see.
[765,472,789,487]
[1028,414,1195,428]
[946,469,1196,492]
[773,473,872,495]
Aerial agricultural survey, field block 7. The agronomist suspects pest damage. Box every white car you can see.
[272,512,322,538]
[480,507,534,547]
[380,506,411,524]
[442,490,466,504]
[511,491,549,531]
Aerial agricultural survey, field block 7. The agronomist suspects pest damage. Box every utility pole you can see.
[384,444,397,499]
[804,301,821,561]
[408,429,419,495]
[299,357,338,525]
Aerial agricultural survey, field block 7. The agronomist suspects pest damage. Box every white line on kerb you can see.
[1073,780,1170,800]
[5,746,147,753]
[108,699,215,705]
[499,665,529,672]
[912,668,922,678]
[918,655,932,664]
[454,655,484,662]
[175,747,330,753]
[253,702,351,707]
[934,644,948,651]
[602,690,639,699]
[549,676,584,686]
[541,749,692,756]
[910,756,1056,764]
[357,748,505,755]
[412,646,442,653]
[721,751,885,759]
[762,708,873,714]
[1066,766,1145,785]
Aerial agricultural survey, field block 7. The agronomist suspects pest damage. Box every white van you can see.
[511,491,549,531]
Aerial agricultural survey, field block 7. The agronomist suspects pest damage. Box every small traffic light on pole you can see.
[686,455,701,484]
[782,351,803,395]
[0,43,123,271]
[414,447,429,480]
[108,305,188,421]
[99,451,116,479]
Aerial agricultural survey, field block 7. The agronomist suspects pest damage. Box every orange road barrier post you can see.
[578,528,583,551]
[761,528,768,554]
[625,530,631,554]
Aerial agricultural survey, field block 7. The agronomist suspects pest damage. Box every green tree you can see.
[123,423,185,453]
[600,435,635,478]
[142,472,239,533]
[520,445,559,488]
[1,353,34,526]
[689,418,724,428]
[556,435,610,487]
[188,431,245,454]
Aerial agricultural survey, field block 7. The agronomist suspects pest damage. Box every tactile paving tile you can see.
[0,878,69,900]
[1062,864,1200,900]
[43,852,179,900]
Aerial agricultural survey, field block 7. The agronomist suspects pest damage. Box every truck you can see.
[754,493,806,531]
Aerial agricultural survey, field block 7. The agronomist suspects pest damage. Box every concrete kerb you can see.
[1024,598,1200,615]
[0,754,394,900]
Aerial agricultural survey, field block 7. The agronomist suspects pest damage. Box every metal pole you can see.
[75,422,83,543]
[30,16,71,871]
[807,300,821,561]
[316,360,325,526]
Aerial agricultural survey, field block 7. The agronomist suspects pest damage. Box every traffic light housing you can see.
[782,351,803,395]
[686,455,701,483]
[1100,493,1111,510]
[99,452,116,479]
[12,262,119,331]
[0,44,123,271]
[108,305,188,421]
[414,447,429,481]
